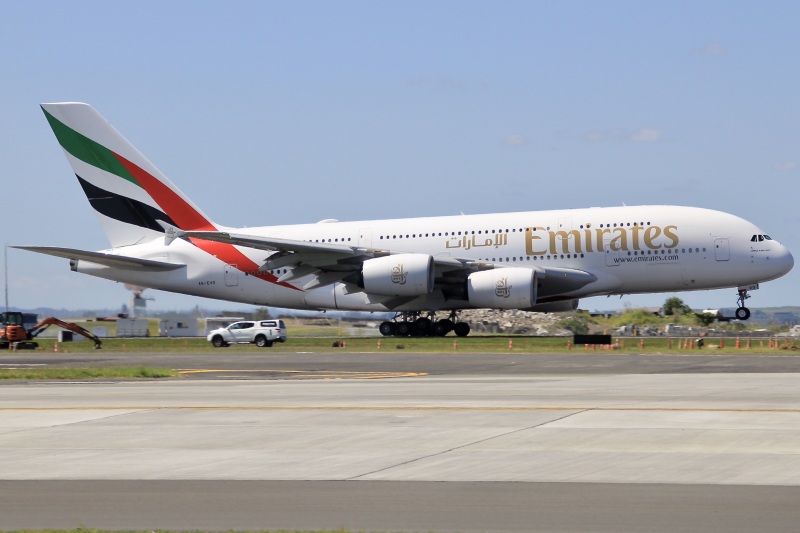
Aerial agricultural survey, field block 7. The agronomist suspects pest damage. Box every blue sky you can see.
[1,1,798,313]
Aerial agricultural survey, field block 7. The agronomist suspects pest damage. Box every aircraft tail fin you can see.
[41,103,218,248]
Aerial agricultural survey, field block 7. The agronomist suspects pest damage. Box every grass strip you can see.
[23,335,797,354]
[0,367,180,380]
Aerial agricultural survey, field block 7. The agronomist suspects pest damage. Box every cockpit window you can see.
[751,235,758,242]
[751,234,773,242]
[764,235,772,240]
[758,235,764,242]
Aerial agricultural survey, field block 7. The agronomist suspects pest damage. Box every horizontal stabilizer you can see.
[13,246,186,272]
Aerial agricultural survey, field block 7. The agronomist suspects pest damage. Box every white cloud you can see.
[773,161,797,171]
[630,128,664,142]
[700,43,727,56]
[407,75,467,90]
[504,134,526,146]
[584,128,664,143]
[585,128,627,142]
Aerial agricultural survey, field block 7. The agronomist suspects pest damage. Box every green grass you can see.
[0,367,179,380]
[17,334,796,355]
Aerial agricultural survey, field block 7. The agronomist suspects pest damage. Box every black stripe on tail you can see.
[77,175,177,232]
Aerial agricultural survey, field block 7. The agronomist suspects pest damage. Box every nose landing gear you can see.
[735,288,751,320]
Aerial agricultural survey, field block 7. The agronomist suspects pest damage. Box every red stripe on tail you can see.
[114,153,300,291]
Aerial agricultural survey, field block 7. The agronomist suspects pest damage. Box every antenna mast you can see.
[4,243,8,315]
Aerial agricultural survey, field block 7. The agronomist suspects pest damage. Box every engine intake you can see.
[467,268,537,309]
[362,254,434,297]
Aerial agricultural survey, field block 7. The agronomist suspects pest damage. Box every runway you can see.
[1,350,800,531]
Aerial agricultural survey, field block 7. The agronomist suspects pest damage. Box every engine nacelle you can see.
[362,254,435,297]
[467,268,537,309]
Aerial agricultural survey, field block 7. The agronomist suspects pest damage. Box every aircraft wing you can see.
[177,230,595,299]
[13,246,186,272]
[181,230,361,255]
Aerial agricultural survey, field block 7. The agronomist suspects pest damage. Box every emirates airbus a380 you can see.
[17,103,794,337]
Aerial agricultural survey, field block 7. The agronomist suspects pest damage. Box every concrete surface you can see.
[1,353,800,531]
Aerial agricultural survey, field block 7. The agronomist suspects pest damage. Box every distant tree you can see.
[663,297,692,316]
[252,307,272,320]
[559,317,589,335]
[693,312,717,327]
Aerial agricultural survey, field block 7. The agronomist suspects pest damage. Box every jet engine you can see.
[362,254,435,297]
[467,268,537,309]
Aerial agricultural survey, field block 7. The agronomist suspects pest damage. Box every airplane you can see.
[16,102,794,337]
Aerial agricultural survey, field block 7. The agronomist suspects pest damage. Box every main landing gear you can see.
[379,311,471,337]
[735,288,751,320]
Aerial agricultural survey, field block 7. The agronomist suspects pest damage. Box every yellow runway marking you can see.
[177,369,427,379]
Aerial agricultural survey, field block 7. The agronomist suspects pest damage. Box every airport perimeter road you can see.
[1,480,798,533]
[1,363,800,532]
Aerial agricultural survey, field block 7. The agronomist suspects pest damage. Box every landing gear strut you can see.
[378,311,471,337]
[735,288,751,320]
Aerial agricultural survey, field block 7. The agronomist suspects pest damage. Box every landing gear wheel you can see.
[453,322,471,337]
[736,288,752,321]
[379,321,395,336]
[412,317,432,337]
[396,322,411,336]
[433,319,453,337]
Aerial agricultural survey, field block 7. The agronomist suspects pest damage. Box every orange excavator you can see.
[0,311,102,350]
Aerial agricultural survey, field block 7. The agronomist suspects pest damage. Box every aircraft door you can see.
[224,264,239,286]
[359,228,373,248]
[558,217,573,252]
[714,238,730,261]
[604,237,620,266]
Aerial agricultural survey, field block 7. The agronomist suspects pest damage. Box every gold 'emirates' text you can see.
[525,225,679,255]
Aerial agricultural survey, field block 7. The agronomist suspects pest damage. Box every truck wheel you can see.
[255,335,269,348]
[211,335,227,348]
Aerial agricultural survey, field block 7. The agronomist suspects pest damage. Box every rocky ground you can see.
[459,309,571,336]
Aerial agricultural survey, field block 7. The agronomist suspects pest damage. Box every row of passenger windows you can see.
[308,238,353,243]
[478,247,706,262]
[628,248,706,255]
[381,228,521,239]
[245,269,289,276]
[479,255,586,262]
[307,222,662,242]
[584,222,652,228]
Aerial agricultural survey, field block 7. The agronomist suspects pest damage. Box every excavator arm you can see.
[28,318,102,349]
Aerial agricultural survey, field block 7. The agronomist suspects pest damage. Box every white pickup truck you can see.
[207,320,287,348]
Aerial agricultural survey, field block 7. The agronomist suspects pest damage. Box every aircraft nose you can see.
[768,242,794,279]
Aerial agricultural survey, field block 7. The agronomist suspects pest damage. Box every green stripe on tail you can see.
[41,107,140,187]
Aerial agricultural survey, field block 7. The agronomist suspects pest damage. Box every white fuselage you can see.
[76,205,794,312]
